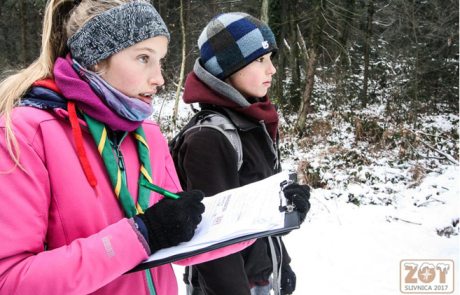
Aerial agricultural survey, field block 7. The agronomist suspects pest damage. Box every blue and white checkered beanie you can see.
[198,12,278,80]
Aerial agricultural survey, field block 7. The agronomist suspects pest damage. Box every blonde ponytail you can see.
[0,0,73,171]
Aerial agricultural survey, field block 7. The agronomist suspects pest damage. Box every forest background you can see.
[0,0,458,139]
[0,0,459,235]
[0,0,458,130]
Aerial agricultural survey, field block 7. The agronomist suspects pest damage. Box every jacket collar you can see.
[192,58,250,108]
[21,79,68,111]
[200,104,258,131]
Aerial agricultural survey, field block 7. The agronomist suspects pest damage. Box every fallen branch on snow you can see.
[408,130,459,165]
[386,216,422,225]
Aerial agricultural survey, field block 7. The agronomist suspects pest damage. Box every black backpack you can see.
[168,109,243,171]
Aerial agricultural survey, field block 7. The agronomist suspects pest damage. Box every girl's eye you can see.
[256,57,264,62]
[138,56,149,63]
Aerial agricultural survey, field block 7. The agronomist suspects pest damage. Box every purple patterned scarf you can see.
[71,59,153,122]
[54,55,146,131]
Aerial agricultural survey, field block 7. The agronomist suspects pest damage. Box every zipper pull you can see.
[111,132,125,171]
[117,148,125,171]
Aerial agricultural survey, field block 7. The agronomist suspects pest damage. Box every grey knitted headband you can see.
[68,2,170,68]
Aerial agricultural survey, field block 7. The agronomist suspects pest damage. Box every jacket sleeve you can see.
[0,128,148,295]
[176,128,240,196]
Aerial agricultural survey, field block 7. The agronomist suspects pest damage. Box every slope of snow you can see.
[153,95,459,294]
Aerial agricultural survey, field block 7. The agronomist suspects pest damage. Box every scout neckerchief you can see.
[82,111,153,218]
[67,94,158,295]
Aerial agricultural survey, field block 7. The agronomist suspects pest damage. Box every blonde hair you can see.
[0,0,142,171]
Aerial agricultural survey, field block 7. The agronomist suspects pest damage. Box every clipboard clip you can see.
[279,179,295,213]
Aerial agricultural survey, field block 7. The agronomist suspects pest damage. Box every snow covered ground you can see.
[173,165,459,295]
[152,94,459,295]
[282,165,459,295]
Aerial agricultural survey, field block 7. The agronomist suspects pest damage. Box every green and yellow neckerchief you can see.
[68,98,158,295]
[82,112,153,218]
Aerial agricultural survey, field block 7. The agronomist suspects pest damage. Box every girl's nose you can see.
[267,60,276,75]
[149,64,165,87]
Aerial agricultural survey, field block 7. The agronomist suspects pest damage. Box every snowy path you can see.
[173,220,459,295]
[173,166,459,294]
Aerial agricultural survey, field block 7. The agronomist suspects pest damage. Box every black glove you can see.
[280,264,297,295]
[136,190,205,253]
[283,183,311,224]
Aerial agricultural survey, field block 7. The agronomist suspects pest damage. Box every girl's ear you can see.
[93,59,110,74]
[92,64,105,75]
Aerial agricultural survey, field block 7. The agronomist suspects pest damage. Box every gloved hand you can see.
[280,264,297,295]
[283,183,311,224]
[136,190,205,253]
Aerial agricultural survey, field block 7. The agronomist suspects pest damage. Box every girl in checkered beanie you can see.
[173,12,311,295]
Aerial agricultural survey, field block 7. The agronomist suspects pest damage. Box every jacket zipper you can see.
[62,112,157,294]
[111,131,157,295]
[111,132,127,185]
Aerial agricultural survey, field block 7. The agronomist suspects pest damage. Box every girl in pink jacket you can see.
[0,1,252,294]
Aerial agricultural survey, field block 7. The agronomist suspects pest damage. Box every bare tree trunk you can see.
[172,0,187,133]
[297,24,309,70]
[335,0,355,82]
[296,49,318,132]
[151,0,156,12]
[261,0,269,22]
[295,0,326,134]
[155,0,170,89]
[411,0,419,108]
[289,0,300,91]
[184,0,193,74]
[19,0,27,64]
[270,0,288,107]
[361,0,374,108]
[402,0,420,125]
[276,0,288,106]
[212,0,216,15]
[333,0,355,110]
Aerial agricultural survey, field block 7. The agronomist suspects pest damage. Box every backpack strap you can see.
[169,110,243,171]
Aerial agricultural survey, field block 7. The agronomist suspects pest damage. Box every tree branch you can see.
[386,216,422,225]
[409,130,459,165]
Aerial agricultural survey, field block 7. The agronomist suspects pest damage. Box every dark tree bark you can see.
[172,0,187,130]
[19,1,28,64]
[268,0,286,105]
[361,0,374,108]
[335,0,356,80]
[289,0,301,92]
[184,0,193,74]
[333,0,356,110]
[261,0,269,22]
[296,0,327,134]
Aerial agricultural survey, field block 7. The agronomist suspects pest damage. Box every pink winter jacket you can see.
[0,107,253,295]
